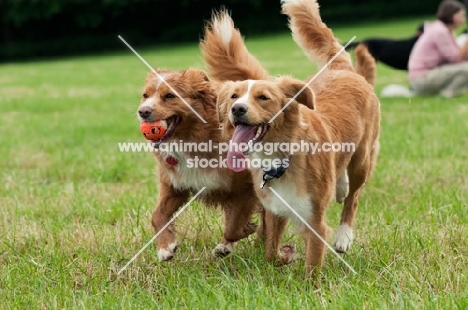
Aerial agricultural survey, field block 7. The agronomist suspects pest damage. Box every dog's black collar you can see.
[260,156,291,189]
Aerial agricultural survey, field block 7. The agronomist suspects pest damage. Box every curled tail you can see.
[354,43,376,86]
[200,9,269,81]
[281,0,354,71]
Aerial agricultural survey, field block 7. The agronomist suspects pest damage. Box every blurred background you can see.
[0,0,442,62]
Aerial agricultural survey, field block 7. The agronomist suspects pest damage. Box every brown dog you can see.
[201,0,380,283]
[136,68,262,261]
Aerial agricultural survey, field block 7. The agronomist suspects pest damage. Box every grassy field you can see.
[1,16,468,309]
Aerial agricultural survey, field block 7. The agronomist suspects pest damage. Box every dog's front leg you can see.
[151,183,190,261]
[213,191,259,257]
[263,209,297,265]
[335,170,349,204]
[303,197,333,287]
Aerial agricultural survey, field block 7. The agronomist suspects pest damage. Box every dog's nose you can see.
[138,106,153,119]
[231,103,248,117]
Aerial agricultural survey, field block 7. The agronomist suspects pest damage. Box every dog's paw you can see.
[335,192,347,204]
[157,242,178,261]
[334,224,354,253]
[243,222,258,237]
[336,196,345,204]
[212,243,234,258]
[336,172,349,204]
[279,244,299,265]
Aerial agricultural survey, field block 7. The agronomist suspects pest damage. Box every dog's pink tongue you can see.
[227,125,257,172]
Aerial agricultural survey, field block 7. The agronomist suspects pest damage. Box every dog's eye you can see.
[259,95,269,101]
[165,93,175,99]
[231,94,238,99]
[142,93,148,99]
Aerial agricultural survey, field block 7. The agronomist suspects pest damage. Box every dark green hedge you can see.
[0,0,441,62]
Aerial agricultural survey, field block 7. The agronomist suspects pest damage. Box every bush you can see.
[0,0,441,61]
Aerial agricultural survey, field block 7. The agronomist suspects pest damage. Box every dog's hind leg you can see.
[334,145,375,253]
[152,184,190,261]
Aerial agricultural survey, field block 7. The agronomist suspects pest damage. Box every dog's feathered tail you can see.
[281,0,354,72]
[354,43,376,86]
[200,9,269,81]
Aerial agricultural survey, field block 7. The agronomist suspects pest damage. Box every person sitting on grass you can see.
[408,0,468,98]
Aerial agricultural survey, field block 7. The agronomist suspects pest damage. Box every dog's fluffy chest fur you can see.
[262,180,313,221]
[251,153,313,221]
[159,150,230,192]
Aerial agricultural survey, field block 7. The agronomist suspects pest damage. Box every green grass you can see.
[1,16,468,309]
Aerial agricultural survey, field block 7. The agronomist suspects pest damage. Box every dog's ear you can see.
[276,76,315,110]
[182,68,210,82]
[181,68,214,100]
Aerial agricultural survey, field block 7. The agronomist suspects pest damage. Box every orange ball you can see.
[140,120,166,140]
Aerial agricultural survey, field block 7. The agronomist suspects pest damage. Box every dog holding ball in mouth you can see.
[136,68,265,261]
[140,120,167,141]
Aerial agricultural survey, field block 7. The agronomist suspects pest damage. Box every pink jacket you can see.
[408,20,464,79]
